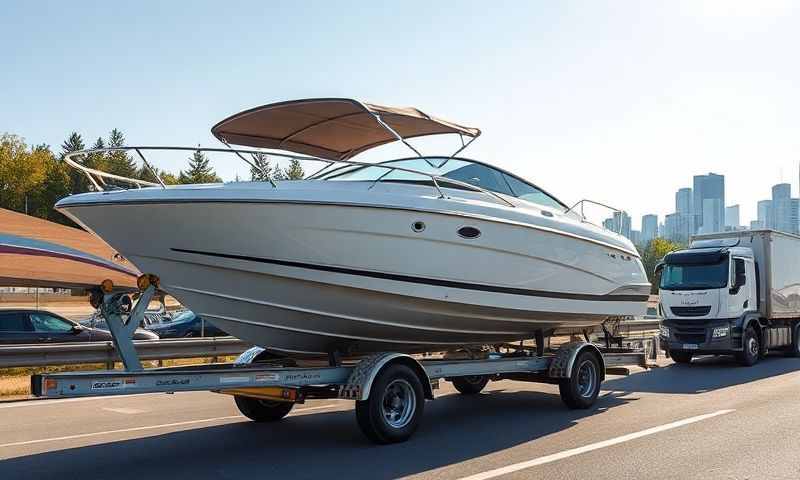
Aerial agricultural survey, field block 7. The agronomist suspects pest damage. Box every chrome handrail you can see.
[62,146,516,208]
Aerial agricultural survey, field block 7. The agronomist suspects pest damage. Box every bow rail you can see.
[62,146,516,208]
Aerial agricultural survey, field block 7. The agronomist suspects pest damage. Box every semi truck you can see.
[658,229,800,366]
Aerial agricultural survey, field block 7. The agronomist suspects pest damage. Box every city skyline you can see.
[615,163,800,245]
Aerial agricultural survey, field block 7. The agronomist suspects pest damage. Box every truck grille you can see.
[670,306,711,317]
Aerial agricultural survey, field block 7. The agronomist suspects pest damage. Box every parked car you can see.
[0,309,158,344]
[145,310,228,338]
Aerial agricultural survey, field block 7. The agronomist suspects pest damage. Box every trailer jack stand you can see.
[95,283,157,371]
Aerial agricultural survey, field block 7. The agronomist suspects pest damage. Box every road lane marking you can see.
[102,407,147,415]
[456,409,736,480]
[0,403,338,449]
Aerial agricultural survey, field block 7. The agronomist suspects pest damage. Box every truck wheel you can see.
[736,326,760,367]
[234,395,294,422]
[452,375,489,394]
[355,363,425,444]
[786,323,800,357]
[559,350,601,409]
[670,351,693,364]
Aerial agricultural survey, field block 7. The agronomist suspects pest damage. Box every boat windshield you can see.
[316,157,566,210]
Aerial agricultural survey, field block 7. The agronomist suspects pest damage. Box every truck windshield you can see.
[660,259,729,290]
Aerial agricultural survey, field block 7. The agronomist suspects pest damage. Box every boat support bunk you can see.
[31,276,649,444]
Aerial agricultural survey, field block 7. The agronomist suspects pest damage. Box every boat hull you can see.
[57,184,649,354]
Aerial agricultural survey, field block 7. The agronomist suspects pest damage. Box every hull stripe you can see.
[171,247,648,302]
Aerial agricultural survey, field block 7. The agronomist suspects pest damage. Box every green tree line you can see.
[1,130,305,226]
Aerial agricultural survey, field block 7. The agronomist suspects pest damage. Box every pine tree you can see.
[105,129,137,179]
[179,150,221,184]
[282,158,305,180]
[250,152,273,181]
[60,132,86,193]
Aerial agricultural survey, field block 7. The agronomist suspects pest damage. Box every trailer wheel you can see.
[452,375,489,395]
[234,396,294,422]
[670,351,693,364]
[736,326,760,367]
[559,350,601,409]
[355,363,425,444]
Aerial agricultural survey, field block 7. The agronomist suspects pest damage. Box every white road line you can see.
[457,409,735,480]
[0,403,337,449]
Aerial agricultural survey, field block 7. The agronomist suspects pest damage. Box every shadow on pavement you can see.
[604,354,800,395]
[0,388,632,480]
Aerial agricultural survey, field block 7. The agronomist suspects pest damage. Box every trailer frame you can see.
[31,279,650,443]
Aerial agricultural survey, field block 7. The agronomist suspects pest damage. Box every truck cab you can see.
[657,232,800,366]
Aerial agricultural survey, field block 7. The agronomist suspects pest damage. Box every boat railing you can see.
[62,146,516,207]
[566,199,626,233]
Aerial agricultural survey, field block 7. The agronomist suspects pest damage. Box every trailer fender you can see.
[339,353,433,401]
[548,341,605,382]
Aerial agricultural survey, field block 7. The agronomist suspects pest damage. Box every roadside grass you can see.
[0,356,238,398]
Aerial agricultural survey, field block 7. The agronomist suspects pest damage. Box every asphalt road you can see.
[2,355,800,480]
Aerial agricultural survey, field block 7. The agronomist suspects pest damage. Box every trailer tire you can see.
[234,396,294,422]
[452,375,489,395]
[670,351,693,364]
[736,326,760,367]
[559,350,601,409]
[355,363,425,444]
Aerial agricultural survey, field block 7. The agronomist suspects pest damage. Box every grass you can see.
[0,356,238,398]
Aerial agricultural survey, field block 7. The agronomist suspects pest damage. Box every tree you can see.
[250,152,273,181]
[61,132,86,194]
[638,237,685,293]
[137,164,179,185]
[82,137,108,190]
[179,150,221,184]
[0,134,47,212]
[105,129,137,180]
[0,134,73,225]
[282,158,305,180]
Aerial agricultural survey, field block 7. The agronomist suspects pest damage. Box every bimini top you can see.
[211,98,481,161]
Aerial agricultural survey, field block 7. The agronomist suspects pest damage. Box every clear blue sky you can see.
[4,0,800,228]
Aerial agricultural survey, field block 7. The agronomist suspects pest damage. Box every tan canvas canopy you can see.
[211,98,481,160]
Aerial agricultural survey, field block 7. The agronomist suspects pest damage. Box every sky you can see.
[3,0,800,229]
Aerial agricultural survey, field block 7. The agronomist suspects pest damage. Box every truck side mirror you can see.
[654,262,664,275]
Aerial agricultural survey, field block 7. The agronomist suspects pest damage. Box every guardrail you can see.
[0,319,662,370]
[0,337,251,369]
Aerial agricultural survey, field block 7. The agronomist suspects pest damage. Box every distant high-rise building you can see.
[641,214,658,244]
[664,212,695,244]
[629,230,641,246]
[603,211,632,239]
[693,173,725,234]
[750,220,763,230]
[725,205,740,230]
[701,198,723,234]
[771,183,798,234]
[757,200,773,229]
[675,188,692,215]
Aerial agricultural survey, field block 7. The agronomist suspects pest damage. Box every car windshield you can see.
[316,157,566,210]
[660,259,729,290]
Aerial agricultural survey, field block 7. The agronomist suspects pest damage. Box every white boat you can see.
[57,98,649,355]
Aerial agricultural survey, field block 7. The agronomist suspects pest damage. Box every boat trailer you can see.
[31,277,650,444]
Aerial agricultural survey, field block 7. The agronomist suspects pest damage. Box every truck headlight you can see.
[712,326,729,338]
[659,325,670,338]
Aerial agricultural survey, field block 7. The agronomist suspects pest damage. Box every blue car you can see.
[144,310,227,338]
